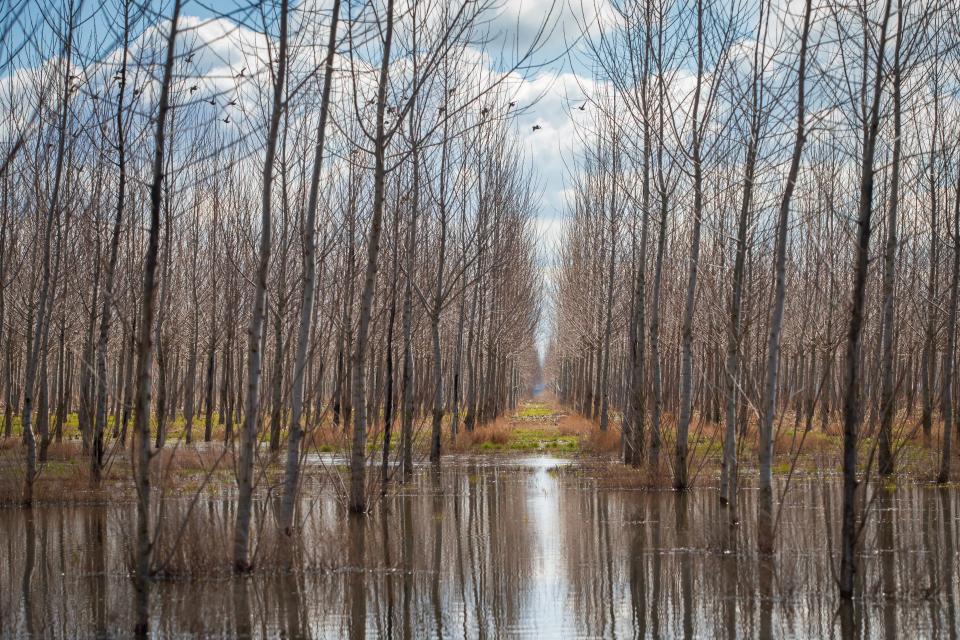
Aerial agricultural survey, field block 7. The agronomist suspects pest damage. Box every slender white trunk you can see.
[349,0,395,513]
[879,10,903,477]
[234,0,288,569]
[23,10,75,505]
[133,2,181,633]
[840,0,893,599]
[279,0,340,534]
[757,0,811,553]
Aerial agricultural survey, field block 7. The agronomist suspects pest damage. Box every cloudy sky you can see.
[4,0,608,348]
[487,0,606,256]
[184,0,601,250]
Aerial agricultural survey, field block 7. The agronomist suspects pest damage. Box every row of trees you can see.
[548,0,957,598]
[2,0,548,632]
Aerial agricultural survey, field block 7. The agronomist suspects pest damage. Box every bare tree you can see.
[234,0,290,570]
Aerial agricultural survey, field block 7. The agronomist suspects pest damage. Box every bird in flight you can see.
[222,116,231,124]
[227,98,238,106]
[509,101,517,108]
[236,67,247,78]
[189,85,198,93]
[532,124,542,131]
[186,52,195,63]
[578,103,586,111]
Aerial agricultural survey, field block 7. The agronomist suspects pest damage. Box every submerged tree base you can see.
[2,445,958,638]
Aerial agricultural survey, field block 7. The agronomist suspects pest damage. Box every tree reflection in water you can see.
[1,457,958,638]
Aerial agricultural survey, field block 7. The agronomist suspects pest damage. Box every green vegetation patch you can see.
[514,403,556,418]
[473,427,580,454]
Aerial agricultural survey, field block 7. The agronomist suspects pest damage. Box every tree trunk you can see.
[878,19,903,477]
[92,9,130,482]
[757,0,811,553]
[937,171,960,484]
[22,11,75,505]
[234,0,288,570]
[840,0,893,599]
[279,0,339,534]
[599,167,616,433]
[675,0,706,490]
[349,0,394,513]
[133,3,181,632]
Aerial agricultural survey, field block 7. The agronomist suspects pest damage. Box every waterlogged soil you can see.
[1,455,959,638]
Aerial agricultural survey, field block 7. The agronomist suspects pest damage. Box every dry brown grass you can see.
[452,418,514,450]
[0,438,241,505]
[303,424,352,452]
[154,443,233,473]
[553,457,675,490]
[579,426,622,455]
[43,440,84,461]
[555,414,590,437]
[0,449,122,505]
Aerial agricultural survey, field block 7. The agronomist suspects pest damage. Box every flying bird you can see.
[532,124,542,132]
[222,116,231,124]
[189,85,198,93]
[236,67,247,78]
[227,98,238,106]
[186,52,195,63]
[481,107,489,116]
[509,101,517,108]
[578,103,586,111]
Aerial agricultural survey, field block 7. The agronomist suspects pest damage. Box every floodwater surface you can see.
[1,456,958,638]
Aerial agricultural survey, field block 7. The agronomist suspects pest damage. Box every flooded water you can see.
[1,456,958,638]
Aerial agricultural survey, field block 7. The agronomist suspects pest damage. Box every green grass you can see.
[1,411,239,443]
[772,462,792,474]
[514,403,555,418]
[510,427,579,451]
[474,427,580,453]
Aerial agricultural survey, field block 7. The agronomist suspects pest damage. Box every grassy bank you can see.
[0,398,952,505]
